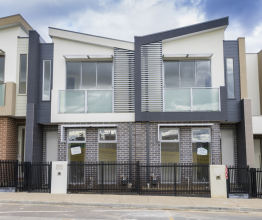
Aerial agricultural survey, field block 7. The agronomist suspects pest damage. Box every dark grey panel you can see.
[135,17,229,122]
[236,100,247,166]
[223,41,241,122]
[138,17,228,45]
[37,43,54,124]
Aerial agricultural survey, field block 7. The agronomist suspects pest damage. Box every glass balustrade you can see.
[59,90,112,113]
[164,88,220,112]
[0,84,5,106]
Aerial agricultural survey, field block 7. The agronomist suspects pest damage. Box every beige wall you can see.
[162,28,225,88]
[0,14,33,32]
[15,38,28,117]
[246,54,261,115]
[238,38,248,99]
[0,82,16,116]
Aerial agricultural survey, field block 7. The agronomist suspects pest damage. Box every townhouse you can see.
[1,15,261,169]
[0,15,33,161]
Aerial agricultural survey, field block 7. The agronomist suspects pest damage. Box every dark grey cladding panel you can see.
[135,86,227,122]
[37,43,54,124]
[137,17,228,45]
[223,40,241,122]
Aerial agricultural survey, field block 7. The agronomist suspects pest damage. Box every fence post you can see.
[250,168,257,198]
[49,162,52,193]
[247,166,251,198]
[101,162,104,194]
[174,163,177,196]
[137,161,140,195]
[14,160,18,192]
[27,162,31,192]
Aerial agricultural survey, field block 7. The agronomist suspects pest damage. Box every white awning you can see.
[158,123,214,141]
[163,53,213,58]
[63,54,113,60]
[0,49,5,54]
[60,124,118,142]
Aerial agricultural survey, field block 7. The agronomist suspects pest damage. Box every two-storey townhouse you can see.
[0,15,34,162]
[246,49,262,168]
[23,17,256,173]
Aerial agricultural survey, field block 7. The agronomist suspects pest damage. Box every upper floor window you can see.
[66,62,112,90]
[226,58,235,98]
[19,54,27,94]
[0,56,4,83]
[43,60,51,101]
[164,60,211,88]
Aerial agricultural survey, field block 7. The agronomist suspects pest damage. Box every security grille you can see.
[114,48,135,112]
[141,41,163,112]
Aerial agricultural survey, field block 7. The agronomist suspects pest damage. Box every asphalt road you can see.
[1,204,262,220]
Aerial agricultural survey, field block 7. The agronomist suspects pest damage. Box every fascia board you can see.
[49,28,134,51]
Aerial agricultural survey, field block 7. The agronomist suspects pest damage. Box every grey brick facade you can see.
[41,121,230,165]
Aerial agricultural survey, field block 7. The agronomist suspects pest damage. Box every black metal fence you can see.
[0,160,51,193]
[227,166,250,195]
[67,162,210,196]
[250,168,262,198]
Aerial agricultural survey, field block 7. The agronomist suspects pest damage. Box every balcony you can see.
[59,90,112,113]
[0,83,5,106]
[164,88,220,112]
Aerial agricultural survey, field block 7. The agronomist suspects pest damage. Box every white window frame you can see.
[160,128,180,184]
[42,60,51,101]
[97,128,117,184]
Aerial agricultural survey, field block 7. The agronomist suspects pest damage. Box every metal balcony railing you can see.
[0,83,5,106]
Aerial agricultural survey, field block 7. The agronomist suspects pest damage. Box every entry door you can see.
[221,130,235,166]
[46,131,58,162]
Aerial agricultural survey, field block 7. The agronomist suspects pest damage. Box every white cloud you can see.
[48,0,206,42]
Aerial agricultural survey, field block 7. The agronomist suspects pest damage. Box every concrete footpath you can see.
[0,193,262,213]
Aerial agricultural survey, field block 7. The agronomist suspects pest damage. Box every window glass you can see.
[98,143,117,162]
[68,143,86,162]
[66,62,81,89]
[97,62,112,89]
[82,62,96,89]
[99,129,116,141]
[192,88,219,111]
[87,90,112,113]
[19,55,27,94]
[226,58,235,98]
[192,128,210,142]
[196,60,211,87]
[68,129,86,142]
[59,90,85,113]
[161,142,180,163]
[161,129,179,141]
[164,61,179,88]
[192,142,211,165]
[180,61,195,87]
[165,89,191,111]
[43,60,51,100]
[0,56,4,83]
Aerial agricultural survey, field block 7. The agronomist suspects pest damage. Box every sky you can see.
[1,0,262,52]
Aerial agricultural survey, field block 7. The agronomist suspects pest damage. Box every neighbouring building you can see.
[0,14,33,161]
[0,15,261,169]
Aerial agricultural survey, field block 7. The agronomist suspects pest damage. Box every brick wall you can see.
[53,121,223,165]
[0,117,25,160]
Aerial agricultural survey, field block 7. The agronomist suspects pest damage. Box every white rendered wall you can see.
[0,26,20,83]
[15,38,28,117]
[162,29,225,88]
[19,27,29,38]
[51,37,135,123]
[252,116,262,134]
[246,54,261,115]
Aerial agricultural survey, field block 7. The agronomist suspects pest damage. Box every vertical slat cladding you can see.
[114,48,135,112]
[141,41,163,112]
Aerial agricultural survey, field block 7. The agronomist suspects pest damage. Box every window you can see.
[226,58,235,98]
[160,128,180,183]
[66,62,112,90]
[42,60,51,101]
[19,54,27,94]
[164,60,211,88]
[98,129,117,184]
[192,128,211,182]
[0,56,5,106]
[0,56,4,83]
